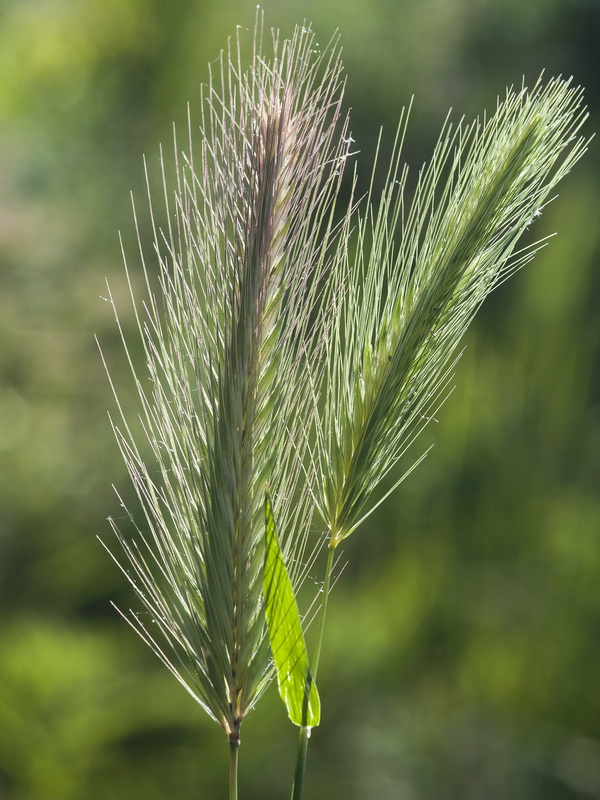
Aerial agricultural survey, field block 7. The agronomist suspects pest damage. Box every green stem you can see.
[291,726,310,800]
[311,542,336,680]
[290,542,336,800]
[229,739,239,800]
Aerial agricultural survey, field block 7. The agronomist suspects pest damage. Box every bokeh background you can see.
[1,0,599,798]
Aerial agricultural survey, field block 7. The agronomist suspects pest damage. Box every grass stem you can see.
[312,543,336,679]
[290,542,337,799]
[291,727,310,800]
[229,739,239,800]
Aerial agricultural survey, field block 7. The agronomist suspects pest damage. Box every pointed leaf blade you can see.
[263,491,320,728]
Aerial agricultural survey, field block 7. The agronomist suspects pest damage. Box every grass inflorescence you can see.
[103,17,351,747]
[316,77,588,546]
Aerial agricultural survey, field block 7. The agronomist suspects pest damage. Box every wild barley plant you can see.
[104,15,588,800]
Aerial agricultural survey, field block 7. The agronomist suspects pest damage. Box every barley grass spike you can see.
[104,16,351,750]
[315,76,588,547]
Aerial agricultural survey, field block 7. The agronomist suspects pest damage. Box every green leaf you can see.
[263,491,320,729]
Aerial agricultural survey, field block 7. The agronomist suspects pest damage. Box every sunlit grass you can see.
[103,13,588,799]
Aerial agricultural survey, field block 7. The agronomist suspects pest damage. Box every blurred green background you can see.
[1,0,599,798]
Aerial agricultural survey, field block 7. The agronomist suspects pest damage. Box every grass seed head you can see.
[317,76,588,544]
[105,15,352,740]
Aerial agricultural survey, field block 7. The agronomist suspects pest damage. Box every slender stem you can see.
[291,726,310,800]
[290,542,337,800]
[312,542,336,680]
[229,739,239,800]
